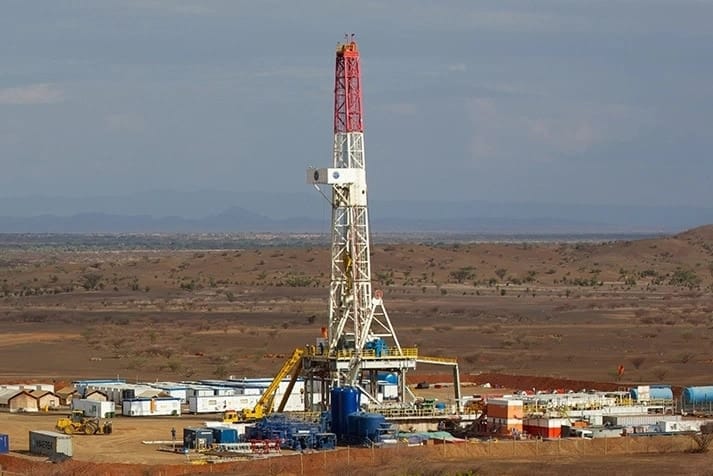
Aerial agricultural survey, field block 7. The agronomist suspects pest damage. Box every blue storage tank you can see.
[630,386,673,401]
[330,387,343,436]
[342,387,360,436]
[347,412,386,443]
[211,426,238,444]
[347,413,362,438]
[649,385,673,400]
[0,433,8,454]
[683,386,713,406]
[360,413,385,441]
[377,372,398,384]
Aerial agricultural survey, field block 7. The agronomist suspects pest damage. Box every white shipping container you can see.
[189,387,216,398]
[189,395,255,414]
[488,398,523,407]
[149,384,189,403]
[381,383,398,399]
[188,390,305,414]
[23,384,55,392]
[588,414,604,426]
[122,398,181,417]
[636,386,651,401]
[238,387,262,396]
[29,430,72,457]
[657,420,682,432]
[590,427,623,438]
[214,388,237,396]
[281,391,306,412]
[71,399,115,418]
[1,384,54,392]
[604,414,680,426]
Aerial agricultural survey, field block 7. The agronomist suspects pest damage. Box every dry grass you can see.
[0,228,712,384]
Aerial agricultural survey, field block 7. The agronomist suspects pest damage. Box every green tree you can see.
[669,268,701,288]
[449,267,476,284]
[81,272,103,290]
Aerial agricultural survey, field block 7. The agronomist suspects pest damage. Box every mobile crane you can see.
[223,347,305,423]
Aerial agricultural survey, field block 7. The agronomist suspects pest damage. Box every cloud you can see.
[0,84,64,105]
[447,63,467,73]
[105,113,146,133]
[465,97,653,164]
[125,0,217,15]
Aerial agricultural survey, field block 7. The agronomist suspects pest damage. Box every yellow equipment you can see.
[222,409,240,424]
[56,410,113,435]
[223,348,304,423]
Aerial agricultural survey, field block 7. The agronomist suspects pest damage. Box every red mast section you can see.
[333,35,364,134]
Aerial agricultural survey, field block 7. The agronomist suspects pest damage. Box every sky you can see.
[0,0,711,210]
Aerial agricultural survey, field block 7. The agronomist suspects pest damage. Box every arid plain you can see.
[1,226,713,474]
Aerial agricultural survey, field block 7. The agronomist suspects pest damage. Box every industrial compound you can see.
[2,38,713,467]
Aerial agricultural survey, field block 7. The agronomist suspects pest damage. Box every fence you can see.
[242,435,697,476]
[0,435,700,476]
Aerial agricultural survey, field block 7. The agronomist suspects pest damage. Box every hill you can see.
[1,190,713,232]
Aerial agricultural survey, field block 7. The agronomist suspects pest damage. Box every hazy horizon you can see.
[0,188,709,234]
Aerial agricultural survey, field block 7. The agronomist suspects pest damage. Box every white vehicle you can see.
[573,428,593,439]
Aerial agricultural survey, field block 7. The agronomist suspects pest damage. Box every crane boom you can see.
[238,348,304,421]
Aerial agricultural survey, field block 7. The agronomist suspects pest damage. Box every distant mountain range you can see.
[0,190,710,233]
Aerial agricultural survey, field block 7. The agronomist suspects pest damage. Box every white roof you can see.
[149,382,189,390]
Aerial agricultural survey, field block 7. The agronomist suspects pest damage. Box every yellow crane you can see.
[223,348,305,423]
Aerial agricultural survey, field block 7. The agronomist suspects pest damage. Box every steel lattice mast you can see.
[308,36,406,389]
[302,37,461,412]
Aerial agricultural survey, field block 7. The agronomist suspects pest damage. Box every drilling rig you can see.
[304,36,418,408]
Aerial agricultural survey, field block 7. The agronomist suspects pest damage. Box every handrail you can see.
[372,406,450,418]
[417,355,458,364]
[305,347,419,359]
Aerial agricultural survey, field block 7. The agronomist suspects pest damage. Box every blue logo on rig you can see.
[332,171,340,180]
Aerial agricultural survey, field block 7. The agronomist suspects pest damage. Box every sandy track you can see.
[0,412,218,464]
[0,333,77,347]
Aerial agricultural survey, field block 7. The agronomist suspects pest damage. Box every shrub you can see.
[630,356,646,370]
[81,272,103,290]
[669,268,701,288]
[449,267,476,284]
